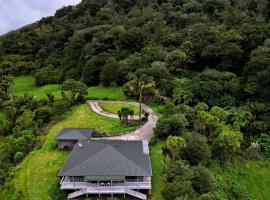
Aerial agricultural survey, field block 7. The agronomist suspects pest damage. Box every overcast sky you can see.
[0,0,81,35]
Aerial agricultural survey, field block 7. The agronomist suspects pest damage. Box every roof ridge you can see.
[108,143,150,175]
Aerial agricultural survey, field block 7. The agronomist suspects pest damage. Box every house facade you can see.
[58,140,152,199]
[54,128,94,149]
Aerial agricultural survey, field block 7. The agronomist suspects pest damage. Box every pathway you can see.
[87,100,158,141]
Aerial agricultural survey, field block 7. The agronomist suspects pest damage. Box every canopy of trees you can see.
[0,0,270,199]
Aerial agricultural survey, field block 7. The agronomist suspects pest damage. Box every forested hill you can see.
[0,0,269,95]
[1,1,270,199]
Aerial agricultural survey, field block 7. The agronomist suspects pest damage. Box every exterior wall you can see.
[57,140,77,149]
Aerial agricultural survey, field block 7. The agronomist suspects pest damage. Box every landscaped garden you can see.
[99,101,140,115]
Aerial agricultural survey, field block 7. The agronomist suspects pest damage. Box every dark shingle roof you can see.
[54,128,94,140]
[57,140,152,177]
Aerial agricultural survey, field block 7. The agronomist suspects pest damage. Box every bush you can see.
[191,165,217,194]
[183,133,211,165]
[49,181,66,200]
[155,114,188,138]
[13,152,24,163]
[149,135,157,147]
[200,191,227,200]
[166,160,193,182]
[162,180,196,200]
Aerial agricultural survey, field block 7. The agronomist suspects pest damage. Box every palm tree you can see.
[126,75,155,120]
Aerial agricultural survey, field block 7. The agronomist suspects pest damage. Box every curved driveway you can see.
[87,100,158,141]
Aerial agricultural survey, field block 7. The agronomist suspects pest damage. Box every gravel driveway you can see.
[87,100,158,141]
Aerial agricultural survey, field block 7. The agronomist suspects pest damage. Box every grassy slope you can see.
[10,104,134,200]
[12,76,124,100]
[87,86,124,100]
[212,160,270,200]
[9,75,165,199]
[99,102,140,115]
[150,141,165,200]
[12,76,61,100]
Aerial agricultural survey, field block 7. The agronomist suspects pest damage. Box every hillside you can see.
[0,0,270,200]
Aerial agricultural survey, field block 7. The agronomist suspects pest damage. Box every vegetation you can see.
[99,102,140,115]
[150,141,165,200]
[12,76,124,100]
[0,104,136,199]
[1,0,270,199]
[212,160,270,200]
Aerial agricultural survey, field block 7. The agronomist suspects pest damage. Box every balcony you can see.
[60,177,151,190]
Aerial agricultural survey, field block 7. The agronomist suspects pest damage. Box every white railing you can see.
[61,181,151,190]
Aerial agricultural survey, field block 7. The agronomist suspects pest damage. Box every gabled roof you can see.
[57,140,152,177]
[54,128,94,141]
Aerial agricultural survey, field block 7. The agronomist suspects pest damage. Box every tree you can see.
[166,160,193,182]
[213,126,243,162]
[117,107,134,125]
[61,79,88,104]
[125,75,155,120]
[34,65,61,86]
[162,180,196,200]
[155,114,189,138]
[163,136,186,161]
[191,165,217,194]
[244,39,270,101]
[183,133,211,166]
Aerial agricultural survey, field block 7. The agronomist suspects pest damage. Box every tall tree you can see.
[125,75,155,120]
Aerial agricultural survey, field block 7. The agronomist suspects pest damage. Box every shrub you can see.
[149,135,157,147]
[183,133,211,165]
[200,191,227,200]
[191,165,217,194]
[166,160,193,182]
[13,152,24,163]
[155,114,188,138]
[162,180,196,200]
[49,181,66,200]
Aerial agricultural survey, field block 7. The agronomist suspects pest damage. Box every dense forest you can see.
[0,0,270,199]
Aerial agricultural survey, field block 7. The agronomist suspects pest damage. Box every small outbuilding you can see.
[54,128,94,149]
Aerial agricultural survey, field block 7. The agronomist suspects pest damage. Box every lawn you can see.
[150,141,165,200]
[212,160,270,199]
[87,86,124,100]
[99,101,140,115]
[12,76,61,100]
[12,76,124,100]
[8,104,134,200]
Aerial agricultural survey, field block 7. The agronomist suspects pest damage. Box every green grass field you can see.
[12,76,124,100]
[150,141,165,200]
[212,160,270,199]
[99,102,140,115]
[7,104,134,200]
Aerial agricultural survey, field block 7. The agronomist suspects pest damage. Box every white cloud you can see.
[0,0,81,35]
